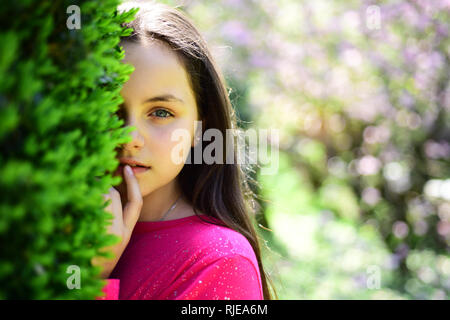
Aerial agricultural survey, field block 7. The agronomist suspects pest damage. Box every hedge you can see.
[0,0,138,299]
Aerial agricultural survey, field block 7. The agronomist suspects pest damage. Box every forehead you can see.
[120,41,195,105]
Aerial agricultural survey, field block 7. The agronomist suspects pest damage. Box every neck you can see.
[139,179,183,222]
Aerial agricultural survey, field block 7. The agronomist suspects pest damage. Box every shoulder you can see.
[174,217,264,300]
[156,215,264,299]
[174,252,264,300]
[186,215,258,263]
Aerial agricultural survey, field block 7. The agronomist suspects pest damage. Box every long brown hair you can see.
[117,0,276,300]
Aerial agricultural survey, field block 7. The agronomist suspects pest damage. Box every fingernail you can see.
[125,165,133,176]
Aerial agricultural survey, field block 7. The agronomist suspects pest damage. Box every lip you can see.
[115,164,151,176]
[118,158,150,167]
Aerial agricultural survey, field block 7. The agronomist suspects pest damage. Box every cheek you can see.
[152,123,193,166]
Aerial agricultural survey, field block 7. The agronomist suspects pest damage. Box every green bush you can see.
[0,1,138,299]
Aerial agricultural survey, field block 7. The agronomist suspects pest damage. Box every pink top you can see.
[95,214,264,300]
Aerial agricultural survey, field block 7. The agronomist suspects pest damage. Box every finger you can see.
[122,165,143,231]
[109,187,124,224]
[102,193,112,211]
[102,189,123,234]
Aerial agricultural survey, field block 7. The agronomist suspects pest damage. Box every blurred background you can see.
[160,0,449,299]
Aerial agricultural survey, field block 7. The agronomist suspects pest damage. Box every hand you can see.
[91,165,143,279]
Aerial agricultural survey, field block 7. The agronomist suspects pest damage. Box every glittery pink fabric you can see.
[104,214,264,300]
[96,279,120,300]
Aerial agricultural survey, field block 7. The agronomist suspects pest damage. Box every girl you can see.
[94,0,275,300]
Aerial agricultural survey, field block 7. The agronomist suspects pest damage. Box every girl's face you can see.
[115,40,199,198]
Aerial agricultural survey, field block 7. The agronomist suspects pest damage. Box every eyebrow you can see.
[143,94,184,104]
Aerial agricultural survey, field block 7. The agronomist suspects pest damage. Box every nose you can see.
[121,124,145,152]
[115,103,145,151]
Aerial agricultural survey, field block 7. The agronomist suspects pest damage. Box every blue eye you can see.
[150,109,174,119]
